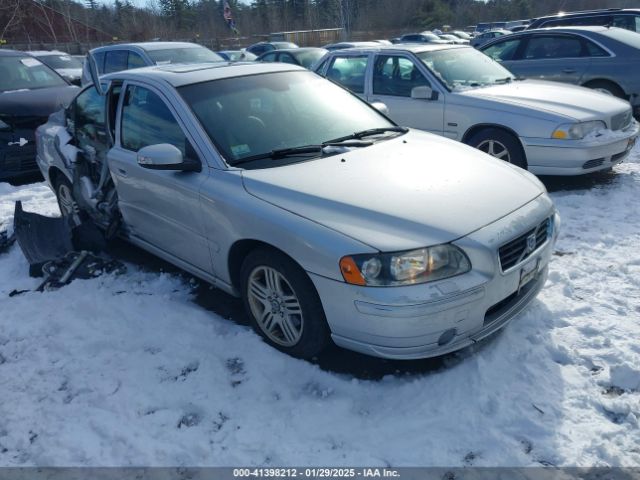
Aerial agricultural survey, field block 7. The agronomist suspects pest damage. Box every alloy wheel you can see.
[247,266,304,347]
[57,183,78,216]
[477,139,511,162]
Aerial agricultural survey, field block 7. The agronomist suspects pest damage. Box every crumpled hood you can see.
[241,131,545,251]
[458,80,630,122]
[0,85,78,118]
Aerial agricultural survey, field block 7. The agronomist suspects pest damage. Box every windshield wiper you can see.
[229,140,373,167]
[326,126,408,144]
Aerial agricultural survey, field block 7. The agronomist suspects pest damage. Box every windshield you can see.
[454,31,471,39]
[0,56,67,92]
[294,49,327,68]
[147,47,223,65]
[417,48,514,90]
[179,71,395,168]
[37,54,83,69]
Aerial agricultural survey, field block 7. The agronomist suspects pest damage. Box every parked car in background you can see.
[471,29,511,48]
[479,26,640,115]
[439,34,469,45]
[81,42,223,84]
[0,50,78,181]
[216,50,257,62]
[315,44,638,176]
[257,47,328,70]
[37,60,559,360]
[323,41,380,51]
[245,41,298,56]
[474,23,492,34]
[451,30,473,41]
[399,33,451,45]
[28,50,83,85]
[508,25,528,33]
[527,8,640,32]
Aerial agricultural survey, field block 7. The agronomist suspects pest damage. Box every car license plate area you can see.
[518,258,540,293]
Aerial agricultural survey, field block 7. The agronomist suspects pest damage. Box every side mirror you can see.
[371,101,389,116]
[411,85,439,101]
[137,144,201,172]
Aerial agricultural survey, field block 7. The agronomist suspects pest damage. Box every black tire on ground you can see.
[240,248,331,359]
[466,128,528,170]
[583,80,626,100]
[53,175,79,217]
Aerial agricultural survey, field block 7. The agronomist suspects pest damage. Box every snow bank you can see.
[0,149,639,467]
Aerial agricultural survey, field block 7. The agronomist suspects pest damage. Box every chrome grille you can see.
[611,110,632,131]
[498,218,550,271]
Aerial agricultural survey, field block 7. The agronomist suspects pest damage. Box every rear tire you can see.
[466,128,528,170]
[240,248,330,359]
[584,80,625,100]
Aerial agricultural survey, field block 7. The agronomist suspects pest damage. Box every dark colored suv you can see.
[527,8,640,32]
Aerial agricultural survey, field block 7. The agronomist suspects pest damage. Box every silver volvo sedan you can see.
[36,62,559,360]
[315,44,639,176]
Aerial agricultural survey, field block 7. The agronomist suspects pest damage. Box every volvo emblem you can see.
[526,233,536,253]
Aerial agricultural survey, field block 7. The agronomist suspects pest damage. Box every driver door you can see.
[367,54,444,135]
[108,82,214,274]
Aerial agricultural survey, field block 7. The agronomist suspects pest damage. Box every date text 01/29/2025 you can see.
[233,468,400,478]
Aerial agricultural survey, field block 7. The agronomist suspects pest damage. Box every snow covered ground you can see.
[0,150,639,467]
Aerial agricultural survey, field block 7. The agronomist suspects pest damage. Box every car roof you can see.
[90,42,202,54]
[102,61,306,88]
[0,49,25,57]
[27,50,69,56]
[505,25,612,35]
[324,43,468,54]
[535,8,639,20]
[273,47,325,53]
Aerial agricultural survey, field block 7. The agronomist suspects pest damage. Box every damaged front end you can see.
[10,54,126,288]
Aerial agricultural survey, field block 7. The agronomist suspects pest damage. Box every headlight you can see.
[339,244,471,286]
[551,121,605,140]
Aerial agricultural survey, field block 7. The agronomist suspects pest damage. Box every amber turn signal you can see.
[339,256,366,286]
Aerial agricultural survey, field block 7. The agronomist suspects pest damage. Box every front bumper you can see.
[310,195,558,360]
[521,122,639,176]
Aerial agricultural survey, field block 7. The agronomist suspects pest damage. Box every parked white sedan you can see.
[315,44,639,175]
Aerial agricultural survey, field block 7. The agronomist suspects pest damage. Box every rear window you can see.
[147,47,223,65]
[37,54,83,69]
[0,56,67,92]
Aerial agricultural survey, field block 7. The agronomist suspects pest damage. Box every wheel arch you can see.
[227,239,305,293]
[462,123,523,145]
[581,78,627,99]
[47,166,70,189]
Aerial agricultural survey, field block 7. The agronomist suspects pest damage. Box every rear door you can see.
[504,34,591,84]
[108,82,214,274]
[367,53,444,135]
[322,54,369,100]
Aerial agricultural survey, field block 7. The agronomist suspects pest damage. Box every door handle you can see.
[117,168,127,177]
[562,69,576,74]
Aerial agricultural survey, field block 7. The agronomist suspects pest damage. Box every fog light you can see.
[437,328,457,346]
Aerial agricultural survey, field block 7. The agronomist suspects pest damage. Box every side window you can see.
[524,36,583,59]
[121,85,188,156]
[280,53,297,65]
[483,38,522,62]
[72,86,107,157]
[127,52,146,69]
[585,40,609,57]
[373,55,429,97]
[612,15,639,32]
[261,52,277,62]
[104,50,128,73]
[93,51,106,73]
[326,56,368,94]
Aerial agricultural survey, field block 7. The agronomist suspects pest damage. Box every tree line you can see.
[3,0,640,45]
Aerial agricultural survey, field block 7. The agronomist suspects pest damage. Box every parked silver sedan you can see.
[36,62,558,360]
[315,44,638,175]
[479,26,640,115]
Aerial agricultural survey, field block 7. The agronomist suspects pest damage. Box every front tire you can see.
[467,128,528,170]
[240,248,330,359]
[54,175,79,218]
